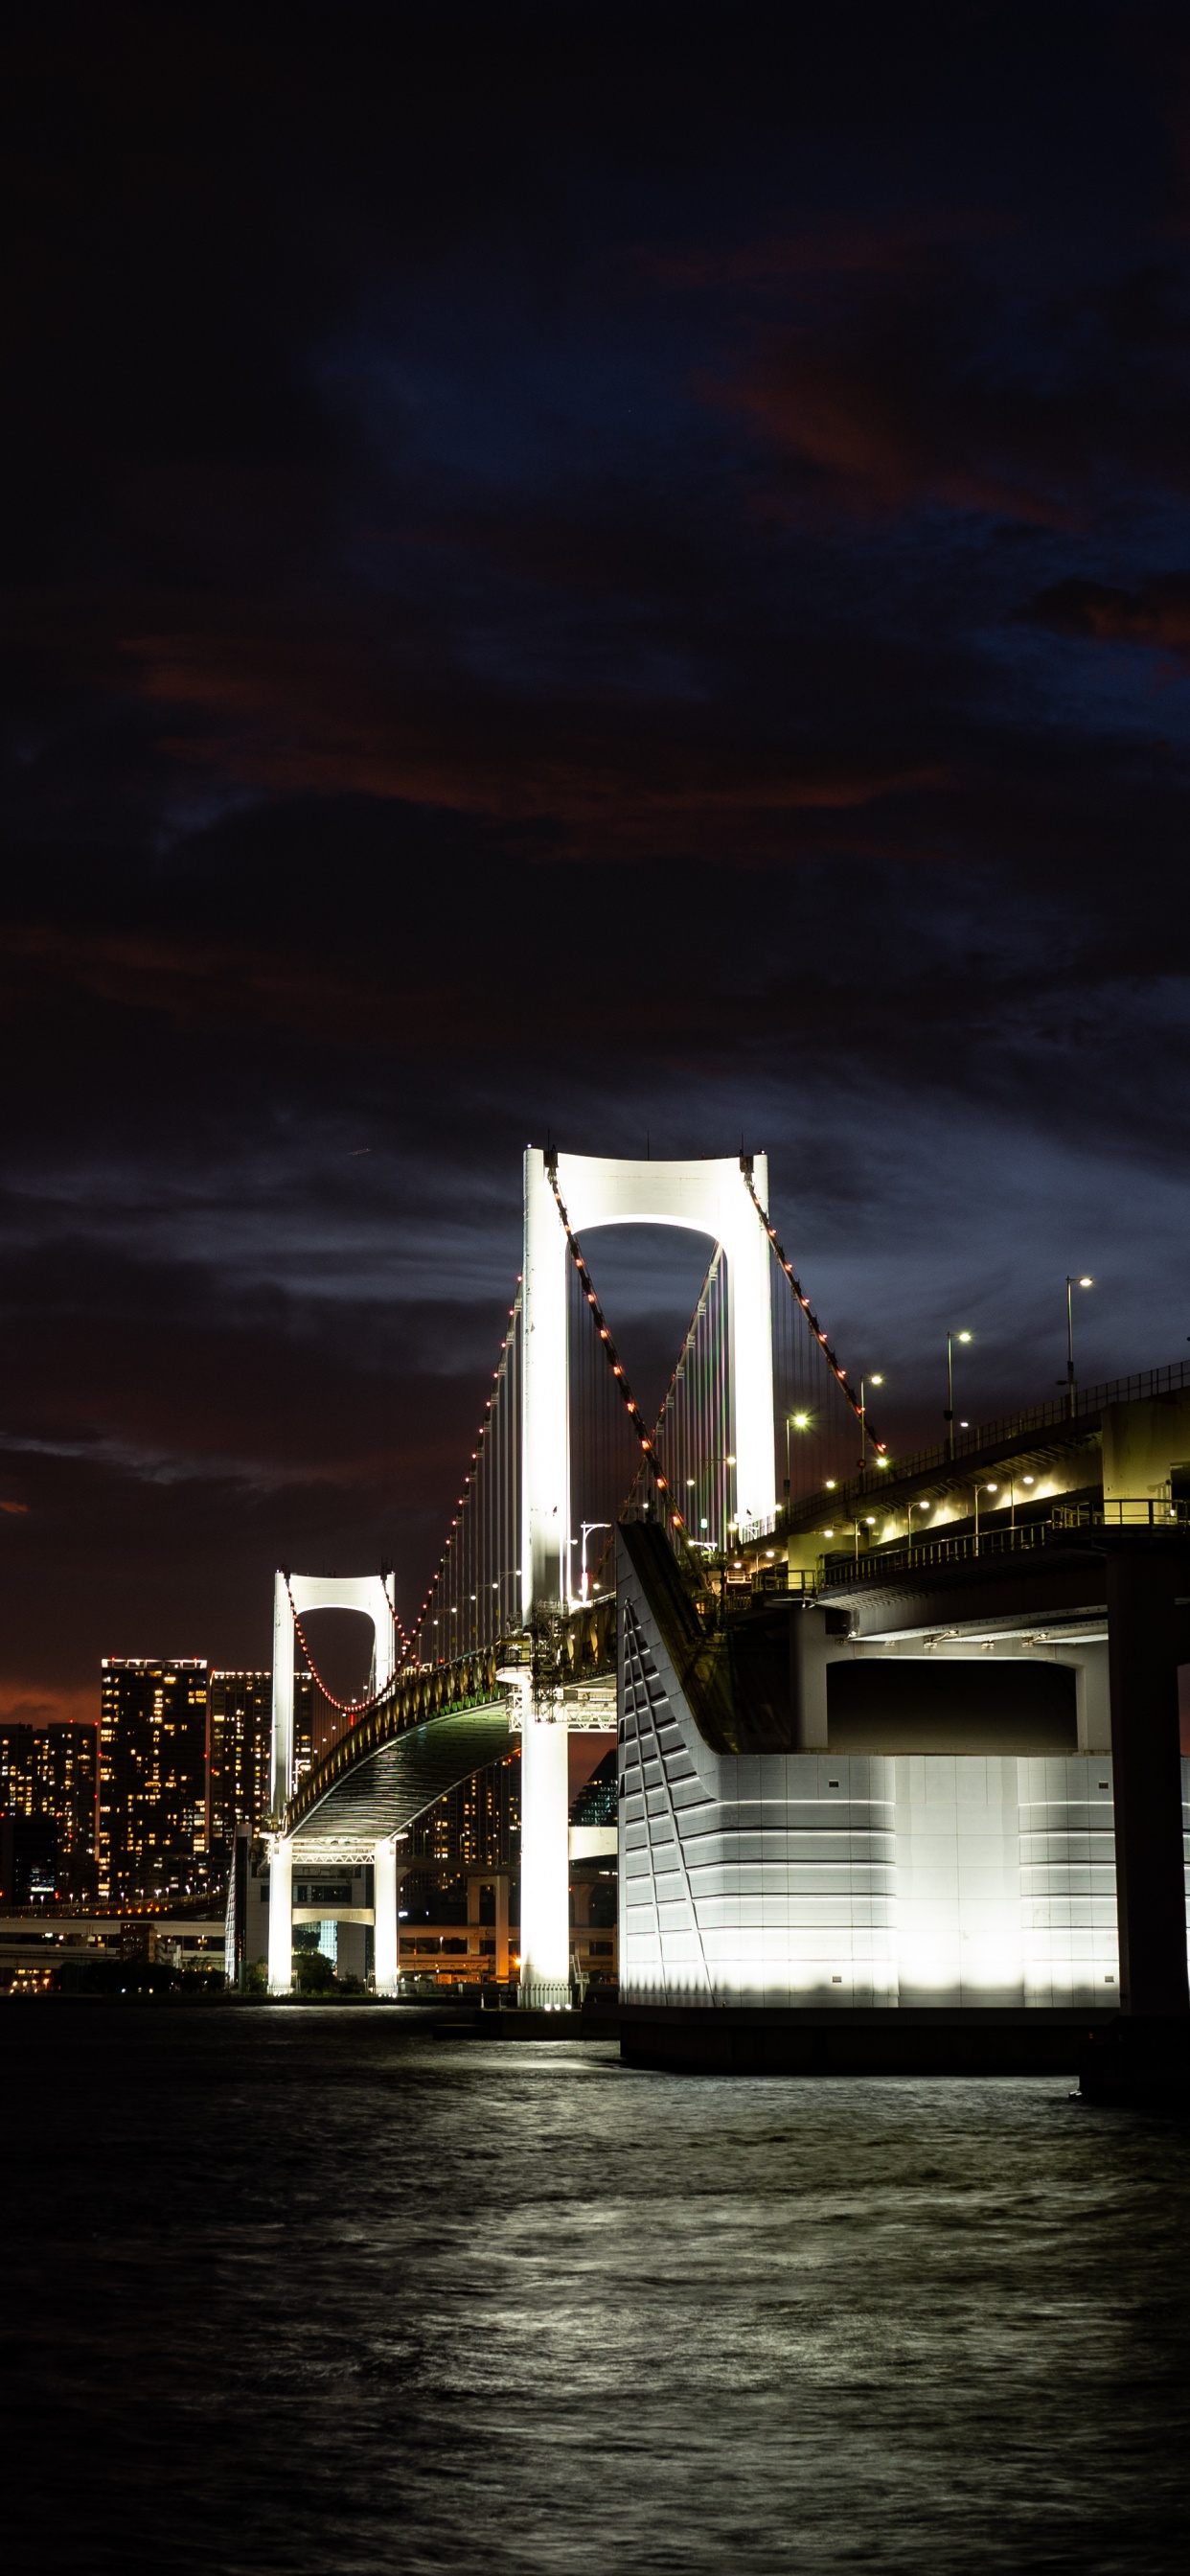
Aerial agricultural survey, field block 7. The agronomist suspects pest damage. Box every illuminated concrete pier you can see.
[616,1500,1190,2075]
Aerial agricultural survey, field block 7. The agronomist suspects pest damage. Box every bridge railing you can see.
[818,1499,1190,1589]
[787,1358,1190,1534]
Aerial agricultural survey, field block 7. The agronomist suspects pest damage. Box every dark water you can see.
[4,2007,1190,2574]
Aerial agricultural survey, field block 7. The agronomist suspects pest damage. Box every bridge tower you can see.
[268,1570,397,1994]
[517,1147,777,2006]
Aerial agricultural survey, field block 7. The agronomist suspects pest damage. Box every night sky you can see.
[6,6,1190,1721]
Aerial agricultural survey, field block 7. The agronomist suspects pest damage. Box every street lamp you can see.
[946,1331,972,1460]
[858,1373,883,1472]
[785,1410,811,1498]
[1065,1276,1093,1418]
[579,1521,611,1602]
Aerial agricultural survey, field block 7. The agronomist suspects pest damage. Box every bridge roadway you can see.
[254,1599,616,1996]
[280,1596,617,1858]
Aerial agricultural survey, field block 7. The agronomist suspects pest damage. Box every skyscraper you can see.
[0,1724,99,1900]
[99,1660,209,1902]
[403,1752,520,1874]
[208,1670,270,1852]
[209,1668,315,1852]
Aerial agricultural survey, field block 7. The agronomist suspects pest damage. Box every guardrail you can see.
[818,1499,1190,1589]
[787,1357,1190,1531]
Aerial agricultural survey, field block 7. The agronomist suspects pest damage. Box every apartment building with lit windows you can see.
[99,1659,209,1901]
[0,1723,99,1900]
[208,1668,315,1853]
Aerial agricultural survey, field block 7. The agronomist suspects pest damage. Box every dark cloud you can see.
[4,6,1190,1712]
[1027,570,1190,656]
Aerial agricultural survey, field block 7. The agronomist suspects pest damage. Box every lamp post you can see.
[1065,1276,1093,1418]
[946,1332,973,1461]
[785,1412,810,1504]
[579,1521,611,1602]
[858,1373,883,1473]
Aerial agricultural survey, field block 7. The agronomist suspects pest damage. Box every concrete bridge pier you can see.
[266,1836,293,1995]
[374,1837,400,1994]
[1107,1541,1189,2019]
[518,1715,571,2008]
[790,1609,829,1748]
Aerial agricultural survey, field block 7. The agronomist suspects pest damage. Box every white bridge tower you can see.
[517,1147,776,2007]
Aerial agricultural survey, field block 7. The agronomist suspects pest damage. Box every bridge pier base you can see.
[266,1835,293,1995]
[1107,1542,1189,2018]
[518,1717,571,2009]
[374,1837,400,1994]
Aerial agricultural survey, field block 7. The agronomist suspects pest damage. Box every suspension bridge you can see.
[247,1146,1190,2086]
[256,1147,874,2001]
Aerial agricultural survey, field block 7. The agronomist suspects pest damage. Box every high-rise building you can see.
[208,1668,314,1852]
[209,1670,269,1849]
[399,1753,521,1932]
[292,1670,315,1791]
[404,1752,520,1874]
[0,1724,99,1900]
[99,1660,209,1901]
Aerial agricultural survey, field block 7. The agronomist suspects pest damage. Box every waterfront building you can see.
[209,1669,316,1852]
[0,1724,98,1901]
[98,1659,209,1902]
[399,1753,521,1933]
[404,1752,519,1873]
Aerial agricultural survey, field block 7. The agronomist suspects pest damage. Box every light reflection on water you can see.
[4,2006,1190,2573]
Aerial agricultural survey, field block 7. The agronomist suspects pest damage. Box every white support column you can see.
[266,1836,294,1995]
[374,1837,400,1994]
[522,1148,571,1620]
[271,1572,295,1813]
[727,1150,776,1530]
[518,1716,572,2008]
[516,1147,781,2005]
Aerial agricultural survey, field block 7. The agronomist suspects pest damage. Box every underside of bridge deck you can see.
[289,1705,514,1854]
